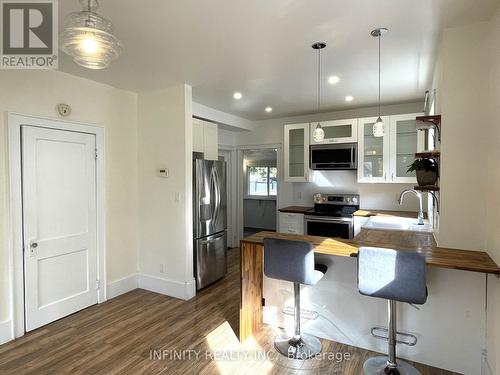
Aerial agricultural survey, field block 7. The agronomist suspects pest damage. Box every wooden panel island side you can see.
[239,229,500,342]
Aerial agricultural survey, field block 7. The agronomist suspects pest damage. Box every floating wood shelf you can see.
[416,114,441,142]
[416,115,441,126]
[414,185,440,192]
[415,151,440,158]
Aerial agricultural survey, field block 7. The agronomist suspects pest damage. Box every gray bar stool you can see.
[263,238,325,359]
[357,247,427,375]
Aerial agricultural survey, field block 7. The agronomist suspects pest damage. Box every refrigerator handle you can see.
[213,166,221,225]
[199,231,225,245]
[210,167,219,225]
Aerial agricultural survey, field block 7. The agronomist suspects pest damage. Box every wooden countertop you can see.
[278,206,313,214]
[241,230,500,275]
[353,209,426,219]
[278,207,424,218]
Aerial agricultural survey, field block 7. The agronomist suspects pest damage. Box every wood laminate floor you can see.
[0,248,460,375]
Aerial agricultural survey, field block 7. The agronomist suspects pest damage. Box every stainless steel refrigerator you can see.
[193,158,227,290]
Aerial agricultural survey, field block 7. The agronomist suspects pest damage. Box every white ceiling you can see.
[58,0,499,120]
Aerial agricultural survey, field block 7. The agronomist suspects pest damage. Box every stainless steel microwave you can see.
[310,143,357,170]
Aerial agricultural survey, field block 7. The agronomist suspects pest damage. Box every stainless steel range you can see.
[305,193,360,239]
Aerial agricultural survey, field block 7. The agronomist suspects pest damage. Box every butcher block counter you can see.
[239,229,500,341]
[277,206,312,214]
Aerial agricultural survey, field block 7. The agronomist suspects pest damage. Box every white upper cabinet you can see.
[310,118,358,144]
[358,116,391,183]
[203,122,218,160]
[284,123,311,182]
[193,118,205,153]
[192,118,218,160]
[357,113,424,183]
[389,113,425,183]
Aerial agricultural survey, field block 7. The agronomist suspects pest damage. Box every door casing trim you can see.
[7,112,106,339]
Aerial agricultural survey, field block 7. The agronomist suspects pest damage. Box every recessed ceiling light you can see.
[328,75,340,84]
[233,92,242,100]
[345,95,354,102]
[265,107,273,113]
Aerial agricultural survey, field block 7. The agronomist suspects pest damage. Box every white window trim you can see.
[7,113,106,340]
[244,165,277,200]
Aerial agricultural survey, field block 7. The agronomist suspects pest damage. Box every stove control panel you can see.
[312,193,360,206]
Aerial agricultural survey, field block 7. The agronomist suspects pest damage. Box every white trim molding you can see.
[106,273,196,301]
[106,274,139,300]
[138,274,196,300]
[7,113,107,339]
[0,320,13,345]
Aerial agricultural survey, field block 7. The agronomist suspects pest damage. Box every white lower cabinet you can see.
[354,216,370,236]
[278,212,304,235]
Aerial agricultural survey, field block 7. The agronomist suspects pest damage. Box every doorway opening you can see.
[242,149,278,238]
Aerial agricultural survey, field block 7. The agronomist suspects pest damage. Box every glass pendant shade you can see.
[313,123,325,142]
[60,0,123,69]
[373,116,384,137]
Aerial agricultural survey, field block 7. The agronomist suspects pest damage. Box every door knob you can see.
[29,240,38,257]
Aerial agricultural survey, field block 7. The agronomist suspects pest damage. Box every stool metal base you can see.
[363,356,421,375]
[274,333,322,360]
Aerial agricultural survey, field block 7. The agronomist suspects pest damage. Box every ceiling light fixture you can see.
[371,27,388,137]
[345,95,354,102]
[328,75,340,85]
[60,0,123,69]
[233,92,242,100]
[265,107,273,113]
[312,41,327,142]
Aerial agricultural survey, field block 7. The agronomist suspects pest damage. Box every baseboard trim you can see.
[0,320,13,345]
[138,274,196,300]
[106,274,139,300]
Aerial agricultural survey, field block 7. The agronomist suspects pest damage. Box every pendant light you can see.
[371,28,388,137]
[312,42,326,142]
[60,0,123,69]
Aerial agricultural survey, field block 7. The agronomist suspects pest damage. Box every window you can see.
[247,166,277,197]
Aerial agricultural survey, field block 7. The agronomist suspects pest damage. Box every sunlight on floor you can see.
[205,321,274,374]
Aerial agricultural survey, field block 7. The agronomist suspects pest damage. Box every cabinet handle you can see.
[391,173,394,181]
[384,173,387,181]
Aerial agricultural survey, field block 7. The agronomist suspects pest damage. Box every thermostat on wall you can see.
[157,168,169,178]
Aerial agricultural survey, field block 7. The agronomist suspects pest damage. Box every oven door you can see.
[305,216,354,239]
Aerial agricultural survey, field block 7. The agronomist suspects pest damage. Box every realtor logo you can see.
[1,0,58,69]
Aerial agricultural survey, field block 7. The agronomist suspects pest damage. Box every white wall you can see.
[436,22,490,251]
[485,7,500,375]
[0,70,139,324]
[432,12,500,374]
[193,101,254,131]
[232,102,425,211]
[137,85,195,300]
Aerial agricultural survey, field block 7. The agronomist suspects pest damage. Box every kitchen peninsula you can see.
[239,230,500,342]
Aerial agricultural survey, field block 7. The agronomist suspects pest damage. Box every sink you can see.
[362,216,433,233]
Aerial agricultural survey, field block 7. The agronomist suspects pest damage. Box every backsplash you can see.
[281,170,422,211]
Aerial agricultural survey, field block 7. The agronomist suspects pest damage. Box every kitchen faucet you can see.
[398,189,424,225]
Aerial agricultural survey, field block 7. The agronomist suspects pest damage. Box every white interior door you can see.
[22,126,98,331]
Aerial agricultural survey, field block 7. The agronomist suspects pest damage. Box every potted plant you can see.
[407,158,439,186]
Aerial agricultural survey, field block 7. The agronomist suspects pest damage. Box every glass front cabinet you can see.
[309,118,358,145]
[358,113,424,183]
[284,123,311,182]
[358,116,391,182]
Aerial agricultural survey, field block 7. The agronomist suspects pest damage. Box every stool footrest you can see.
[371,326,418,346]
[282,306,319,321]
